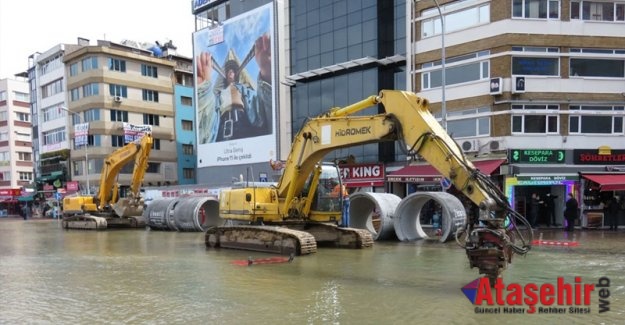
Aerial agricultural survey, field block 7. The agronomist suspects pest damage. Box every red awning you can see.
[387,159,506,183]
[582,174,625,191]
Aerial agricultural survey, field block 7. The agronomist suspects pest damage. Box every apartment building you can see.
[62,40,180,195]
[0,78,33,201]
[410,0,625,225]
[170,54,197,185]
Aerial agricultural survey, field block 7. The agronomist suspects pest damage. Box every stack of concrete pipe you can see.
[145,191,467,243]
[349,191,467,243]
[144,196,222,232]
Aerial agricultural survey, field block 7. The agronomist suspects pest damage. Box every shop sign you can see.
[574,149,625,165]
[516,175,578,182]
[387,176,442,183]
[510,149,565,164]
[339,163,385,187]
[0,189,20,196]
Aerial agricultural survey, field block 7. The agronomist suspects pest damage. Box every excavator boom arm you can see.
[278,90,501,214]
[96,134,153,209]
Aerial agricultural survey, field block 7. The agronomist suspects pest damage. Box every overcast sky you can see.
[0,0,195,79]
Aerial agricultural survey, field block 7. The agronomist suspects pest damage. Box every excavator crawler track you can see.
[205,225,318,255]
[297,224,374,249]
[62,214,108,230]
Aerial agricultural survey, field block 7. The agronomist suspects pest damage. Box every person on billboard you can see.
[197,33,272,143]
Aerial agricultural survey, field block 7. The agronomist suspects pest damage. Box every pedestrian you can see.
[604,197,619,231]
[564,193,579,232]
[330,180,350,227]
[529,193,543,228]
[544,193,558,227]
[22,204,29,220]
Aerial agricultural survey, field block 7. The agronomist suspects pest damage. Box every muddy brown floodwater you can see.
[0,219,623,324]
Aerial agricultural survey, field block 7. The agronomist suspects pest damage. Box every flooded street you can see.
[1,219,623,324]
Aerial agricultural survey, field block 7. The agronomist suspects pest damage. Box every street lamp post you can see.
[59,106,90,195]
[432,0,447,131]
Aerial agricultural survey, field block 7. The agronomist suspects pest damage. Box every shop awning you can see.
[387,159,506,183]
[18,193,37,202]
[36,171,64,182]
[581,173,625,191]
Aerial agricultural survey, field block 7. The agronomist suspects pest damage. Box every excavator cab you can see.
[306,164,343,213]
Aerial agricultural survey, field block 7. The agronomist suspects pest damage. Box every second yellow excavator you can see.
[205,90,533,282]
[62,133,153,230]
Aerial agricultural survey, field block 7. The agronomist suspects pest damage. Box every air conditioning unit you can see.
[512,76,525,94]
[489,137,507,151]
[460,139,479,153]
[113,96,122,103]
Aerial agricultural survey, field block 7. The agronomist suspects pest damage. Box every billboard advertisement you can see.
[74,123,89,147]
[194,3,275,167]
[122,123,152,143]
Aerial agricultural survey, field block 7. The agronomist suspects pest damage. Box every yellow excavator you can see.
[62,133,153,230]
[205,90,533,282]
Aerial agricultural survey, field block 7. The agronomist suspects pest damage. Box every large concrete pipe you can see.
[393,192,467,243]
[144,198,178,231]
[172,196,223,232]
[349,192,402,240]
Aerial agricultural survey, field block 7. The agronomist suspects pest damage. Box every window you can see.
[109,84,128,98]
[196,1,232,29]
[74,135,101,149]
[513,0,560,19]
[511,104,559,134]
[512,47,560,76]
[143,114,160,126]
[181,120,193,131]
[110,109,128,122]
[43,127,66,145]
[181,96,193,106]
[446,107,491,138]
[70,88,80,101]
[0,132,7,141]
[0,111,6,121]
[141,64,158,78]
[182,144,194,155]
[1,171,11,181]
[147,162,160,173]
[13,91,29,102]
[0,151,10,162]
[82,83,99,97]
[421,1,490,38]
[82,57,98,71]
[111,135,124,147]
[569,49,625,77]
[0,91,5,101]
[422,51,490,89]
[108,58,126,72]
[569,105,624,134]
[572,1,625,21]
[152,139,161,150]
[84,108,101,123]
[42,79,64,98]
[39,54,63,76]
[16,112,30,122]
[19,172,33,181]
[183,168,195,179]
[72,160,83,176]
[42,105,66,122]
[142,89,159,102]
[18,152,32,161]
[70,63,79,76]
